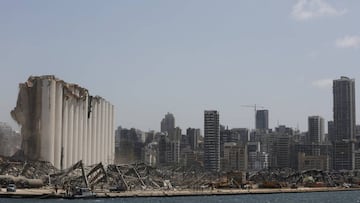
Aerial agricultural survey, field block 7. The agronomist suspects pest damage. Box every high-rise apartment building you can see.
[170,127,181,164]
[160,112,175,134]
[204,110,220,172]
[332,76,356,170]
[308,116,325,144]
[256,109,269,130]
[275,134,291,168]
[186,128,200,150]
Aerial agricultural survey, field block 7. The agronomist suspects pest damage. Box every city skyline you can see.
[1,1,360,132]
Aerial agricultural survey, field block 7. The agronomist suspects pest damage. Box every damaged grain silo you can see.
[11,75,115,169]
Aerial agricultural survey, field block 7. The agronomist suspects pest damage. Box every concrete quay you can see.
[1,187,360,199]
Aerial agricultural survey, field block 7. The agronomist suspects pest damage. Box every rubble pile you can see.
[247,168,360,188]
[4,157,360,191]
[0,156,58,188]
[0,157,241,191]
[50,161,108,190]
[48,161,223,191]
[0,156,58,180]
[249,168,298,183]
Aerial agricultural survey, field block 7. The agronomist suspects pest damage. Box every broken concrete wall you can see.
[11,77,43,160]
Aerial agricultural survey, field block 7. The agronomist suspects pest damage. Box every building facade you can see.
[186,128,200,150]
[332,76,356,170]
[298,153,329,171]
[256,109,269,131]
[223,142,247,172]
[275,133,291,168]
[328,121,335,143]
[204,110,220,172]
[161,112,175,134]
[230,128,249,144]
[307,116,324,145]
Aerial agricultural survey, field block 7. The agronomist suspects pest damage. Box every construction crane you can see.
[241,104,266,129]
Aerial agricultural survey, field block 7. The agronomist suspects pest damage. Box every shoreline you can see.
[0,187,360,199]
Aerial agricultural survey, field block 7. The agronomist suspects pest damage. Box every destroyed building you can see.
[11,75,115,169]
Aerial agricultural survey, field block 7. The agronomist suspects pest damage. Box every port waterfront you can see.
[0,187,359,199]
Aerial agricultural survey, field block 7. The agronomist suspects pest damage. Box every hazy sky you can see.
[1,0,360,133]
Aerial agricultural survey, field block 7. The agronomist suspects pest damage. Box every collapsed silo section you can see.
[11,76,45,161]
[11,75,115,169]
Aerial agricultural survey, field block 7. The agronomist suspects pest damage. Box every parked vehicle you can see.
[65,187,96,199]
[6,184,16,192]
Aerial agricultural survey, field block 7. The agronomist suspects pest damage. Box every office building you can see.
[161,112,175,134]
[275,134,291,168]
[256,109,269,130]
[307,116,325,144]
[332,76,356,170]
[186,128,200,150]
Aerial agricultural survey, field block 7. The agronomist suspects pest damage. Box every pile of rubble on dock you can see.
[2,155,360,191]
[0,156,58,188]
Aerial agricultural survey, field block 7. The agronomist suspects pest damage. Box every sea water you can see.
[1,190,360,203]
